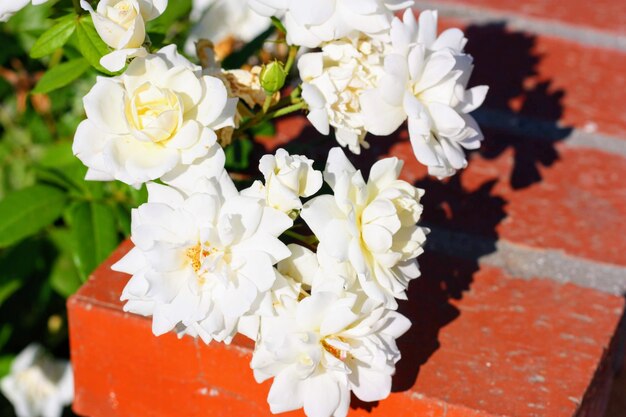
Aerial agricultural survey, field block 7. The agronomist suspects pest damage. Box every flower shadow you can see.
[247,21,572,413]
[465,23,573,189]
[387,23,573,399]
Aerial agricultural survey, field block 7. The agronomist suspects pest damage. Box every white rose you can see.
[301,148,427,308]
[73,45,237,188]
[251,291,411,417]
[160,148,238,198]
[0,0,48,22]
[249,0,414,48]
[185,0,270,55]
[80,0,168,71]
[242,148,323,214]
[0,344,73,417]
[360,10,489,178]
[299,35,388,154]
[113,180,293,343]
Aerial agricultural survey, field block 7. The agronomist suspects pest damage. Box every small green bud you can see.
[260,61,287,94]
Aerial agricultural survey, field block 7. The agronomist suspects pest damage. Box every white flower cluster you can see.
[249,0,413,48]
[0,344,73,417]
[186,0,271,56]
[66,1,490,415]
[109,145,422,417]
[293,6,488,178]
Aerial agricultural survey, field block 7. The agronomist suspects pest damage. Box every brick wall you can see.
[68,1,626,416]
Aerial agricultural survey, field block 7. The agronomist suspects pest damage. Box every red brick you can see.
[259,118,626,268]
[404,252,625,417]
[435,18,626,138]
[388,138,626,267]
[68,242,625,417]
[432,0,626,36]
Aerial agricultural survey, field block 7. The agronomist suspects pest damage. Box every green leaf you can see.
[75,16,114,75]
[224,137,254,171]
[0,277,21,306]
[251,120,276,137]
[0,355,14,378]
[49,228,83,297]
[0,325,11,351]
[30,15,76,59]
[32,59,90,94]
[0,185,67,248]
[147,0,192,34]
[114,203,131,236]
[68,202,119,280]
[38,142,76,168]
[50,253,82,298]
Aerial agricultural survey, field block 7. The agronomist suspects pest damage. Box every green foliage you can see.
[147,0,192,35]
[30,14,76,59]
[32,58,90,94]
[0,185,67,248]
[0,4,159,415]
[67,202,119,280]
[225,137,254,171]
[0,355,13,378]
[75,15,115,75]
[0,0,291,414]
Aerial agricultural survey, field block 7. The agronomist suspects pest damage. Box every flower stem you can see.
[284,45,299,74]
[271,17,287,35]
[283,230,318,246]
[290,85,302,101]
[72,0,84,14]
[234,100,307,139]
[266,101,306,119]
[262,95,272,114]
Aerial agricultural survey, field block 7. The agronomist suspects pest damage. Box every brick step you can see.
[257,120,626,270]
[68,242,626,417]
[436,17,626,139]
[416,0,626,40]
[391,138,626,268]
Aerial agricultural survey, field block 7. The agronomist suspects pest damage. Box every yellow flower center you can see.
[107,1,138,29]
[126,82,182,144]
[321,337,348,361]
[185,242,219,273]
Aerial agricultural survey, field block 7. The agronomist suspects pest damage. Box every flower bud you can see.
[260,61,287,94]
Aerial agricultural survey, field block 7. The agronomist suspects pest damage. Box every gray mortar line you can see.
[425,226,626,295]
[473,108,626,158]
[412,0,626,52]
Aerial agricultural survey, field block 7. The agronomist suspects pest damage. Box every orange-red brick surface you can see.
[68,242,625,417]
[431,0,626,35]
